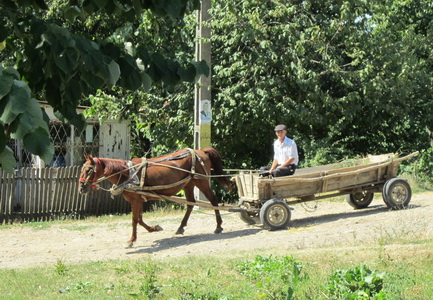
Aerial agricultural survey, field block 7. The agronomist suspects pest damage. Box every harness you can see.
[80,148,209,199]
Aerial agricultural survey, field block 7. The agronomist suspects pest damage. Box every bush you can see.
[399,148,433,188]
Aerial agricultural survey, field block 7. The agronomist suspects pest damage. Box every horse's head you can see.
[78,155,99,194]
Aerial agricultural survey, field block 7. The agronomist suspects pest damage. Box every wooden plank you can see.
[67,167,76,216]
[0,169,5,224]
[36,168,43,221]
[66,167,73,213]
[22,168,29,221]
[45,168,53,221]
[52,168,61,214]
[0,168,11,224]
[47,168,55,220]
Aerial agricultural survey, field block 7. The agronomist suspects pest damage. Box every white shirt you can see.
[273,136,299,165]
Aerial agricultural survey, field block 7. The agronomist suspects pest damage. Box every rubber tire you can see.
[381,180,392,208]
[259,199,291,230]
[238,201,260,225]
[383,178,412,210]
[346,191,374,209]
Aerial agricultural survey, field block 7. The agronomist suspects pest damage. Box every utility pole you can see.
[194,0,211,202]
[194,0,212,150]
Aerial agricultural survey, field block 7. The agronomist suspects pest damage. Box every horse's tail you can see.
[203,147,234,191]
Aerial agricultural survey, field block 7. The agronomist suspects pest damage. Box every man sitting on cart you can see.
[260,124,299,177]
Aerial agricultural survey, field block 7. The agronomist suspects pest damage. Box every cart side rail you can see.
[234,151,419,201]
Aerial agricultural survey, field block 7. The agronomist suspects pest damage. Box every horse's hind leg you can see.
[196,180,223,234]
[176,185,196,235]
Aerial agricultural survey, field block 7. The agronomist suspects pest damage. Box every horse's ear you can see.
[84,154,93,160]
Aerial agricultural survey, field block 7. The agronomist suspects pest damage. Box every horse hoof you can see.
[214,228,223,234]
[175,228,185,235]
[125,242,134,249]
[154,225,163,232]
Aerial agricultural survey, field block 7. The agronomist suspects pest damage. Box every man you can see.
[260,124,299,177]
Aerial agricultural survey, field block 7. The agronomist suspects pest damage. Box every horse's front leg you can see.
[126,197,163,248]
[176,186,195,235]
[126,217,138,249]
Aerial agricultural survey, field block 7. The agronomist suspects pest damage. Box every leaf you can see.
[0,123,5,152]
[0,73,14,99]
[107,60,120,85]
[55,47,80,75]
[23,127,54,163]
[0,40,6,51]
[93,0,109,9]
[0,80,31,124]
[117,57,142,90]
[34,0,49,10]
[0,146,16,173]
[64,6,81,23]
[193,60,210,81]
[10,98,48,140]
[142,72,152,92]
[178,63,196,82]
[81,70,105,89]
[163,0,182,19]
[54,108,85,131]
[2,67,20,80]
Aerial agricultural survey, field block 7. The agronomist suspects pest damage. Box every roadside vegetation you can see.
[1,240,432,299]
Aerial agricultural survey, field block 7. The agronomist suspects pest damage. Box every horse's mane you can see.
[101,158,128,176]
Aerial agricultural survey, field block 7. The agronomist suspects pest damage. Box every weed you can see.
[237,255,307,299]
[128,260,161,299]
[326,264,386,299]
[54,259,68,276]
[58,281,93,293]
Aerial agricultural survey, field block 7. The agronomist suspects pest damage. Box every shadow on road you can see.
[127,203,421,254]
[290,204,421,228]
[127,227,262,255]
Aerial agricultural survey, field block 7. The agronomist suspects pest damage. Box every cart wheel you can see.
[382,178,412,210]
[381,180,392,208]
[259,199,291,230]
[238,201,260,225]
[346,191,374,209]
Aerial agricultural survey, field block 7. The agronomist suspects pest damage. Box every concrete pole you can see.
[194,0,211,202]
[194,0,212,150]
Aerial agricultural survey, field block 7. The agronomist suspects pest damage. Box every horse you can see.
[78,147,233,248]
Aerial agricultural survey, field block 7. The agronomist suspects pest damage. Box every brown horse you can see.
[78,147,233,247]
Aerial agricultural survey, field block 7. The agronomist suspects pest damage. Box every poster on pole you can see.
[200,99,212,124]
[199,99,211,148]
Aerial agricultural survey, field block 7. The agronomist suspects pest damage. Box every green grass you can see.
[1,241,432,299]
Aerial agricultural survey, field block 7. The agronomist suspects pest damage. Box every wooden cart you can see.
[233,152,419,230]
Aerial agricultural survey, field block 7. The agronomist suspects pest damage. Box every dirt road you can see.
[1,192,432,269]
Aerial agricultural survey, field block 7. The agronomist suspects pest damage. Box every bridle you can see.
[79,161,98,189]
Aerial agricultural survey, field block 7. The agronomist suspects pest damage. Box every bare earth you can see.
[1,192,432,269]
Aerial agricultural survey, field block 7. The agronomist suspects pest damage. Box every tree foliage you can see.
[0,0,206,170]
[209,0,433,168]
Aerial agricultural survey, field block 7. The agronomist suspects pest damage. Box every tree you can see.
[208,0,433,168]
[0,0,207,171]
